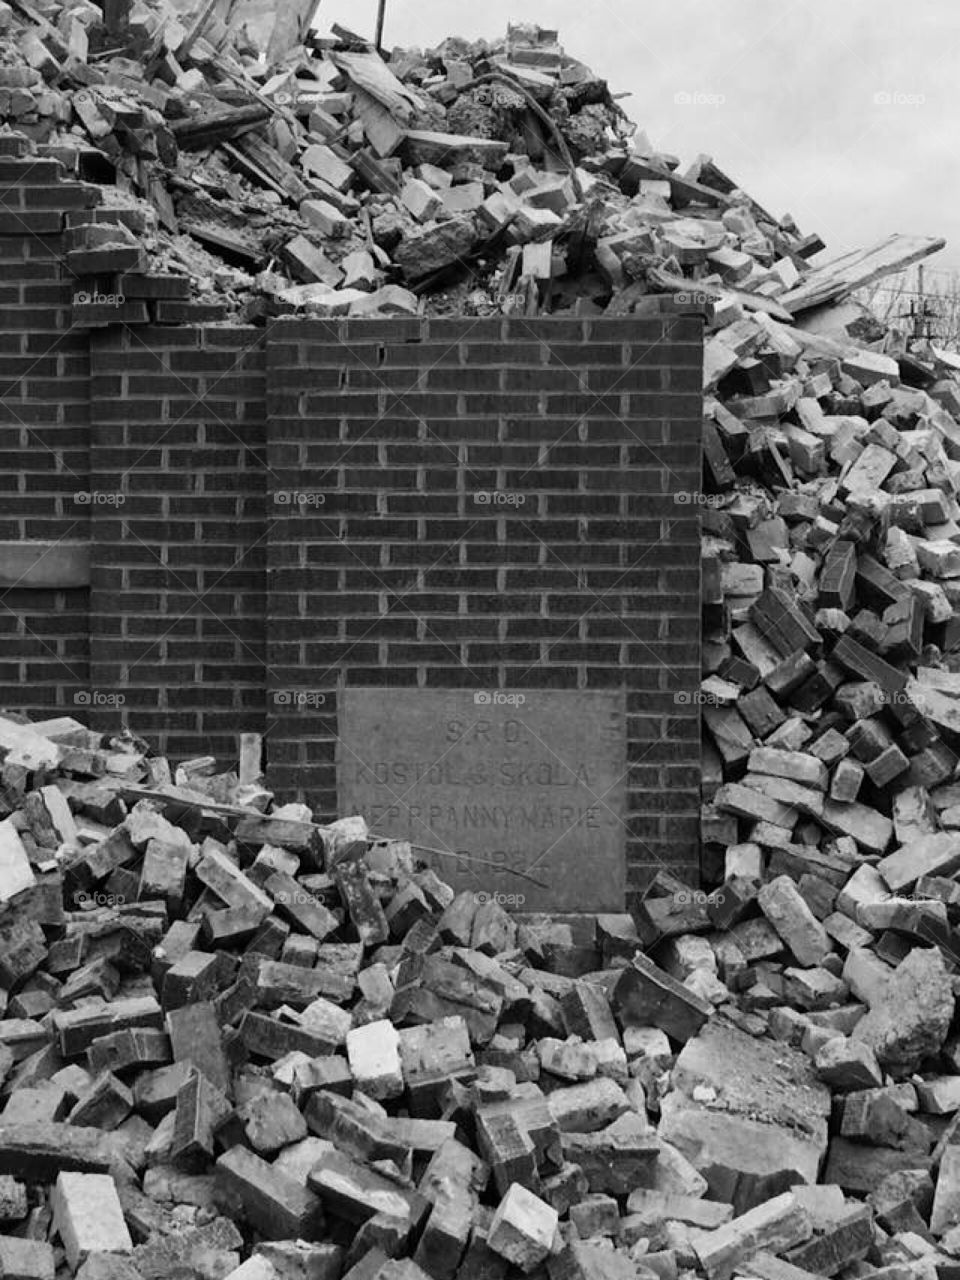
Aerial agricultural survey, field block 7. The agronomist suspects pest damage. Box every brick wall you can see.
[0,142,703,888]
[89,326,267,758]
[0,140,98,716]
[266,315,702,887]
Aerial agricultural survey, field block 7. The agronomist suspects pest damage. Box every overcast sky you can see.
[313,0,960,284]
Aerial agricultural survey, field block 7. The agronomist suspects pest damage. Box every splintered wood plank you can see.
[779,234,946,314]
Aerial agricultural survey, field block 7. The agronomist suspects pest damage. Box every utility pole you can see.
[375,0,387,53]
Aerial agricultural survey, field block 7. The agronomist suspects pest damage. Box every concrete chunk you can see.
[696,1191,811,1280]
[851,946,954,1076]
[487,1183,557,1273]
[346,1020,403,1100]
[52,1172,132,1271]
[611,952,712,1043]
[0,820,35,902]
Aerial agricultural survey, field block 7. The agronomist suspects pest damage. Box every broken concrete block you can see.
[546,1077,629,1133]
[658,1019,830,1213]
[611,953,712,1043]
[917,1076,960,1115]
[346,1020,403,1100]
[695,1191,811,1280]
[851,946,954,1076]
[400,178,442,222]
[0,1236,55,1280]
[238,1090,308,1157]
[393,217,477,280]
[487,1183,558,1273]
[933,1145,960,1235]
[52,1172,133,1271]
[0,820,35,903]
[876,832,960,892]
[814,1036,883,1090]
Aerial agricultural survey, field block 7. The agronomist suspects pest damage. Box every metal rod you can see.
[372,836,550,888]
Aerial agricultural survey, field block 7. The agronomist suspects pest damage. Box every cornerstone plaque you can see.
[337,688,627,912]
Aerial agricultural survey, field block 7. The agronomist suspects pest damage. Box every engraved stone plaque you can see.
[338,688,627,912]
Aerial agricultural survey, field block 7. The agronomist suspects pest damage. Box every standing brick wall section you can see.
[0,137,98,715]
[266,315,703,888]
[88,326,267,758]
[0,127,704,887]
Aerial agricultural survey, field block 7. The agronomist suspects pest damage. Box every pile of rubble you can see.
[1,710,960,1280]
[4,0,943,328]
[0,4,644,320]
[13,4,960,1277]
[697,217,960,935]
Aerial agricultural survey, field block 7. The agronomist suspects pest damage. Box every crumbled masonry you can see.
[0,4,944,328]
[8,5,960,1279]
[0,706,954,1279]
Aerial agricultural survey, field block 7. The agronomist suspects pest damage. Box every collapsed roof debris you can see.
[0,5,943,323]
